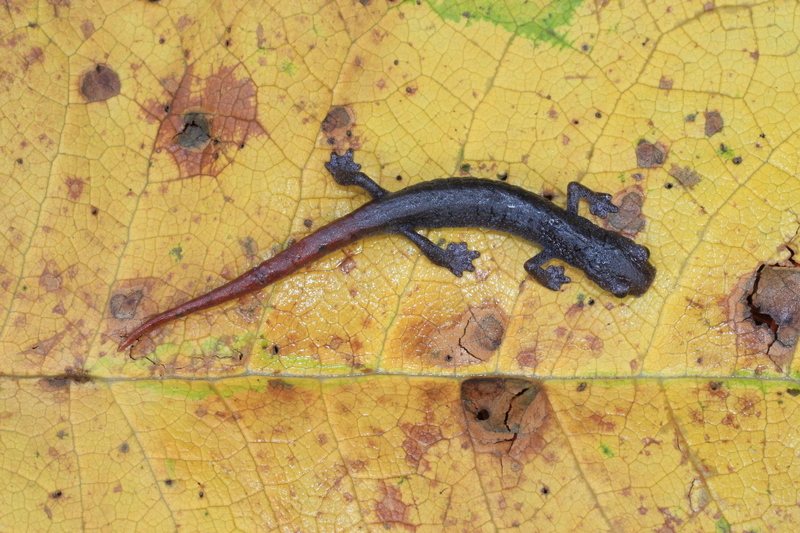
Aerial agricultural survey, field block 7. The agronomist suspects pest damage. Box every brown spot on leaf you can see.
[176,15,194,31]
[23,331,64,357]
[401,423,443,468]
[668,164,701,188]
[727,260,800,373]
[607,188,646,236]
[401,302,507,366]
[176,112,211,151]
[321,106,359,151]
[516,348,540,370]
[156,63,266,178]
[748,265,800,353]
[338,256,357,274]
[109,290,144,320]
[587,412,615,433]
[80,20,95,39]
[461,377,551,462]
[321,106,352,132]
[267,379,296,401]
[40,367,92,392]
[64,176,85,201]
[347,459,368,472]
[636,140,666,168]
[376,482,411,527]
[39,260,63,292]
[80,64,121,103]
[238,236,258,257]
[704,111,723,137]
[23,46,44,70]
[658,76,674,90]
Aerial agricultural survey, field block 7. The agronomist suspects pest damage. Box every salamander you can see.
[118,150,655,351]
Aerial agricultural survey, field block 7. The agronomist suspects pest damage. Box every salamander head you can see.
[583,240,656,298]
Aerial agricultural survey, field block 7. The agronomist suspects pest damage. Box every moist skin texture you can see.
[118,150,655,351]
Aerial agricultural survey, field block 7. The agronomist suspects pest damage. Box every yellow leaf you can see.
[2,0,800,530]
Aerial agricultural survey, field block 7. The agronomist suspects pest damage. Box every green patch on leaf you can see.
[600,442,614,458]
[280,60,297,76]
[425,0,583,48]
[169,245,183,262]
[715,517,731,533]
[200,332,255,359]
[717,144,736,160]
[165,458,177,478]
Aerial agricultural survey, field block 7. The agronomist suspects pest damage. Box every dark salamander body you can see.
[118,150,655,351]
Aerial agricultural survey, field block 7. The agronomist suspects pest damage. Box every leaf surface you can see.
[2,0,800,530]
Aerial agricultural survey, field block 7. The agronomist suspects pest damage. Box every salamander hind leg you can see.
[325,150,388,200]
[398,227,480,277]
[566,182,619,218]
[524,251,571,291]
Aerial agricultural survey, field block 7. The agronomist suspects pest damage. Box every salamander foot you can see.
[442,242,481,277]
[524,253,571,291]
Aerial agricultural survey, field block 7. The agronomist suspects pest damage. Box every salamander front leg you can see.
[398,227,480,277]
[524,250,571,291]
[566,182,618,218]
[325,150,388,200]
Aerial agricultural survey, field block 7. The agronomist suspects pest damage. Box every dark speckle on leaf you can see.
[704,111,723,137]
[178,112,211,151]
[321,106,352,132]
[80,64,121,103]
[109,290,143,320]
[636,140,666,168]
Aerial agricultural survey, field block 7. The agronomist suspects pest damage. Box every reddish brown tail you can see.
[117,206,371,352]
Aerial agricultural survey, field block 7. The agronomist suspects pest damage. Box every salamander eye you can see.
[631,245,650,262]
[614,291,628,298]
